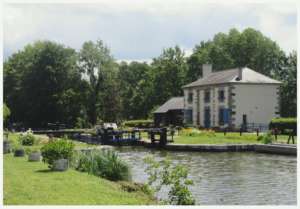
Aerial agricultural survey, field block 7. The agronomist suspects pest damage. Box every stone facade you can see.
[183,83,280,129]
[183,65,281,129]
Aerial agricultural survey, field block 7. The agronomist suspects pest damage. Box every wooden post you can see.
[274,128,278,141]
[240,128,242,136]
[160,128,167,146]
[150,131,155,144]
[256,128,259,136]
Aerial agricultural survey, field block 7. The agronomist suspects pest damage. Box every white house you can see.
[182,64,281,129]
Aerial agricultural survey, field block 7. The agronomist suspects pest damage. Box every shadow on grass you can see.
[35,169,57,173]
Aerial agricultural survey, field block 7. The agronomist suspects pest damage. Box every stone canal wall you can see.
[66,134,297,156]
[144,142,297,155]
[254,144,297,155]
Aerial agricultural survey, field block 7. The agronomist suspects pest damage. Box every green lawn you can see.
[172,132,296,145]
[3,154,156,205]
[4,133,156,205]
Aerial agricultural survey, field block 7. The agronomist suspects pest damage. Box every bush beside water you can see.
[72,149,131,181]
[257,132,273,144]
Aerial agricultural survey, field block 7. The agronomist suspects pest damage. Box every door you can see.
[223,109,230,124]
[242,114,247,130]
[204,107,211,128]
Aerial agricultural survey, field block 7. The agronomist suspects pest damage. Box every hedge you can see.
[269,117,297,133]
[122,120,154,128]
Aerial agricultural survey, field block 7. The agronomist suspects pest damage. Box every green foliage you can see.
[118,61,153,119]
[144,156,195,205]
[257,132,273,144]
[186,28,285,82]
[4,40,85,128]
[271,118,297,123]
[151,46,188,107]
[79,40,120,124]
[3,103,11,123]
[273,51,297,117]
[75,116,91,129]
[72,149,131,181]
[4,29,295,128]
[41,139,75,168]
[269,117,297,131]
[19,131,36,146]
[123,119,154,128]
[24,146,40,155]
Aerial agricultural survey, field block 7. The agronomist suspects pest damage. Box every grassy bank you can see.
[172,132,295,145]
[4,133,156,205]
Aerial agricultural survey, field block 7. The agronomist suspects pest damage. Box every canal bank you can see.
[69,134,297,156]
[143,142,297,155]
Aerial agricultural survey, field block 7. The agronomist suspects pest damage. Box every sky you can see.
[3,0,297,63]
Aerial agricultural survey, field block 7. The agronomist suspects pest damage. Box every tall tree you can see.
[4,41,83,128]
[151,46,188,106]
[118,61,153,119]
[273,51,297,117]
[186,28,285,82]
[78,40,118,124]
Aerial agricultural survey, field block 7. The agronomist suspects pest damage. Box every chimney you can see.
[237,67,243,81]
[202,64,212,78]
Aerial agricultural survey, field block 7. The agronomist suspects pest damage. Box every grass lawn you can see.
[4,133,156,205]
[172,132,296,145]
[4,154,156,205]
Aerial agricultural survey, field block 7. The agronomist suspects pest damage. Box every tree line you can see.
[4,28,297,128]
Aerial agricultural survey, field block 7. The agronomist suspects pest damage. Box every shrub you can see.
[72,149,131,181]
[19,130,36,146]
[41,138,75,168]
[269,117,297,133]
[123,120,154,128]
[144,156,195,205]
[257,132,273,144]
[24,146,40,155]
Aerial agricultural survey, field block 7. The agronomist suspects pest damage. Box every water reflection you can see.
[114,146,296,205]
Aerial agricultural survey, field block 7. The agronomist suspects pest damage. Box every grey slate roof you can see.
[183,67,281,88]
[154,97,184,113]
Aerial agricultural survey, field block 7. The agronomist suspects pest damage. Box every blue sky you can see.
[4,1,297,62]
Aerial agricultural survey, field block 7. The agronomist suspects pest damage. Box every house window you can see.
[219,108,224,125]
[219,90,225,102]
[204,91,210,103]
[188,92,193,103]
[184,109,193,124]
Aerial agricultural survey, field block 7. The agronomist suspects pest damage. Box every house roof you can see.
[182,67,281,88]
[154,97,184,114]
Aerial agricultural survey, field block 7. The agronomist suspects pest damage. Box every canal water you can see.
[114,146,296,205]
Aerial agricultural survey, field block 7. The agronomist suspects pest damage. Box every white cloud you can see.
[3,1,297,61]
[255,5,297,52]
